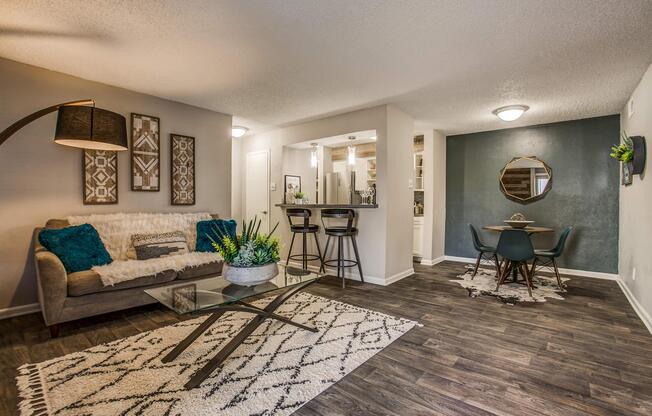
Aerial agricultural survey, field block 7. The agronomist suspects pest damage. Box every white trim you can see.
[385,268,415,285]
[442,256,618,280]
[420,256,445,266]
[617,279,652,334]
[444,255,479,264]
[283,260,414,286]
[0,303,40,320]
[556,267,618,281]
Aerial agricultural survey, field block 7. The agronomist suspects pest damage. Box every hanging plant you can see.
[611,132,647,186]
[610,132,634,163]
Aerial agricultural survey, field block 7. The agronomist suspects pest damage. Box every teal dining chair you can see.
[468,224,501,278]
[530,226,573,290]
[495,229,536,297]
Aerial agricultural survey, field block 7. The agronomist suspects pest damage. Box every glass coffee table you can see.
[145,264,322,389]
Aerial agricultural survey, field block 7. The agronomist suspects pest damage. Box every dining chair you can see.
[468,224,501,278]
[530,226,573,290]
[495,229,535,297]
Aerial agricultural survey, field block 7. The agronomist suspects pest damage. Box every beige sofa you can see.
[33,218,222,337]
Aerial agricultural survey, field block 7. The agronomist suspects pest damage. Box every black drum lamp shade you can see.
[54,106,128,151]
[0,99,128,151]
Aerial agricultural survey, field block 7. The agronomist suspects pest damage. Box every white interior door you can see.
[245,150,270,233]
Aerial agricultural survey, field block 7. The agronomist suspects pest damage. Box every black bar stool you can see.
[286,208,323,271]
[321,209,364,288]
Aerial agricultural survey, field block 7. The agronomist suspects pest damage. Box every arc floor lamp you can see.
[0,99,128,151]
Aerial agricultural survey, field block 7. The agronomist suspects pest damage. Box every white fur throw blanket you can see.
[67,212,217,286]
[67,212,213,261]
[91,252,222,287]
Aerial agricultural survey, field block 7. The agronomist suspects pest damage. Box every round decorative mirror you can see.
[499,156,552,204]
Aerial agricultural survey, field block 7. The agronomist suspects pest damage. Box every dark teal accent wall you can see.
[446,115,620,273]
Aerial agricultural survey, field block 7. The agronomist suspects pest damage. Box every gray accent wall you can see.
[445,115,620,273]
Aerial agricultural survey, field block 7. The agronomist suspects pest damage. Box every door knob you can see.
[262,211,268,215]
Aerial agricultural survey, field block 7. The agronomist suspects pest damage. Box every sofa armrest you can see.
[33,228,67,326]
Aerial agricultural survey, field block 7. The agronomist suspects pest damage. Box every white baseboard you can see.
[555,267,618,281]
[283,260,413,286]
[0,302,40,320]
[442,255,619,280]
[386,268,415,285]
[420,256,445,266]
[617,279,652,334]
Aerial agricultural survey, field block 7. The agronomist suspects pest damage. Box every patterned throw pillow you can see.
[131,231,189,260]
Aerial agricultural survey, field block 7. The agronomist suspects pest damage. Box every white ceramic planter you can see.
[222,262,279,286]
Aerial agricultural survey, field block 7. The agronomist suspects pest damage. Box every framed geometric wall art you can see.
[130,113,160,191]
[171,134,195,205]
[83,149,118,205]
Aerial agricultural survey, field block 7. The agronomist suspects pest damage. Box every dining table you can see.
[483,225,554,234]
[483,225,554,286]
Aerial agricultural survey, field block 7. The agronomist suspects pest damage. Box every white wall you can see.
[282,148,317,202]
[237,106,389,281]
[384,105,415,278]
[231,138,243,223]
[0,58,232,311]
[419,128,446,264]
[619,63,652,329]
[236,104,415,283]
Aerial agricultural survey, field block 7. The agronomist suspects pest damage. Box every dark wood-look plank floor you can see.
[1,261,652,415]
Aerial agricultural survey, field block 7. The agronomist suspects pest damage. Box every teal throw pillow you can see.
[196,219,237,252]
[38,224,112,273]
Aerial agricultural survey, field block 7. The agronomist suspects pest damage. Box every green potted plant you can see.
[610,133,634,164]
[611,132,647,185]
[293,191,305,204]
[209,217,281,286]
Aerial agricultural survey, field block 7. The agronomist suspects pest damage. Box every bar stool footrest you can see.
[288,253,322,262]
[323,258,358,268]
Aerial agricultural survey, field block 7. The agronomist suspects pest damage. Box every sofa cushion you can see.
[131,231,189,260]
[196,219,237,252]
[67,269,177,297]
[177,261,223,280]
[39,224,112,273]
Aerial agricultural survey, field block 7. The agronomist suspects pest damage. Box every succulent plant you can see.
[208,217,280,267]
[610,132,634,163]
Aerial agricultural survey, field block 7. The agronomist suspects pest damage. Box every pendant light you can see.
[347,136,356,165]
[310,143,318,168]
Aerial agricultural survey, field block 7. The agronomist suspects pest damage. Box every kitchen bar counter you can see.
[276,203,378,209]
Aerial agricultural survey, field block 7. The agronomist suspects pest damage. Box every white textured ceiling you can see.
[1,0,651,135]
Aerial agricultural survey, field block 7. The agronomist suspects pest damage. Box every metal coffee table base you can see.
[161,279,318,389]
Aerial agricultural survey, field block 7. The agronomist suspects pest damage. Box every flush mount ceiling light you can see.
[492,105,530,122]
[231,126,248,138]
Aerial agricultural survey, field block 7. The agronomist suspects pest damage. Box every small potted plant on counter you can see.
[293,191,306,204]
[209,217,280,286]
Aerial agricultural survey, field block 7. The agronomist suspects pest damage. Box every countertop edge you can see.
[275,204,379,209]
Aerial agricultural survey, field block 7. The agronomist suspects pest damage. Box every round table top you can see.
[483,225,554,233]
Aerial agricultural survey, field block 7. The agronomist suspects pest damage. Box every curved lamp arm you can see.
[0,99,94,147]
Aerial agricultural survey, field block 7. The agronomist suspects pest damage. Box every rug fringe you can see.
[16,363,50,416]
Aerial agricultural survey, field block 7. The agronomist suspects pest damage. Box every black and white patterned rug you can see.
[17,293,418,416]
[452,266,569,304]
